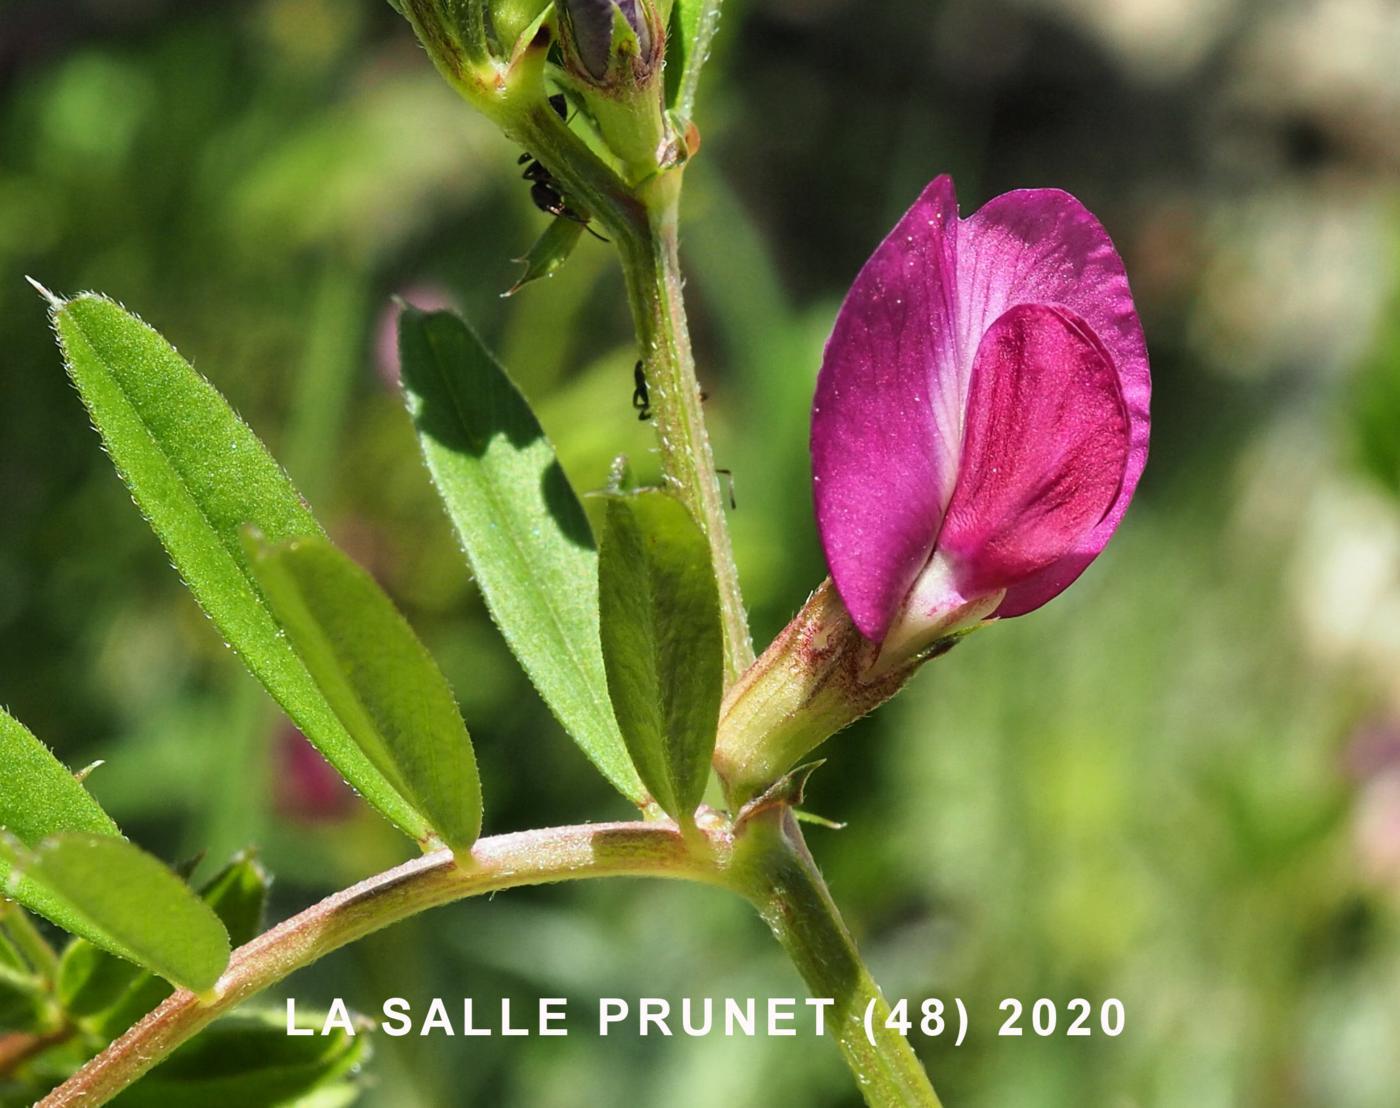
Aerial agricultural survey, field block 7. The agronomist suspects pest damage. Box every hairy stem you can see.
[620,174,754,684]
[484,46,753,681]
[39,822,729,1107]
[404,0,749,677]
[505,96,645,250]
[512,102,754,682]
[43,813,943,1108]
[733,809,945,1108]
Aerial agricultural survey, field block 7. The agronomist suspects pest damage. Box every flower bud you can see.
[555,0,668,180]
[557,0,661,85]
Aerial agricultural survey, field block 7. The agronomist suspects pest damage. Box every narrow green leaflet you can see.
[58,938,143,1017]
[91,852,272,1040]
[0,709,119,848]
[0,899,58,982]
[667,0,722,121]
[398,307,646,805]
[55,853,268,1024]
[0,919,26,973]
[505,217,587,296]
[598,490,723,822]
[110,1008,368,1107]
[200,851,271,948]
[0,833,229,994]
[47,291,431,845]
[0,708,123,936]
[248,535,482,852]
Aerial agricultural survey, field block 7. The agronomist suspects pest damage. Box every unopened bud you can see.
[557,0,661,85]
[554,0,668,180]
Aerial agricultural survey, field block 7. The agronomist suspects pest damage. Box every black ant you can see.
[518,94,607,242]
[631,361,733,508]
[716,468,736,510]
[632,362,714,422]
[632,360,652,421]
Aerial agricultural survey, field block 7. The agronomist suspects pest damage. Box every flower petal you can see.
[957,189,1150,615]
[812,176,963,641]
[935,303,1130,599]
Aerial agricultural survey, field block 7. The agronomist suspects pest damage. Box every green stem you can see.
[423,27,752,682]
[510,99,753,683]
[39,822,729,1107]
[733,809,945,1108]
[619,177,754,683]
[505,97,645,249]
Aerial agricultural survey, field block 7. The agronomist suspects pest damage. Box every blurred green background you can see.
[4,0,1400,1104]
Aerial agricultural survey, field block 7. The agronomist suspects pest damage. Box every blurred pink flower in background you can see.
[273,722,356,824]
[374,284,455,388]
[1347,718,1400,885]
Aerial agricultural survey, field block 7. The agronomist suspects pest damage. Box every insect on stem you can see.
[632,360,653,421]
[517,94,609,242]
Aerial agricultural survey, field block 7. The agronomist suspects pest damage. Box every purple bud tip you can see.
[562,0,651,80]
[811,176,1151,662]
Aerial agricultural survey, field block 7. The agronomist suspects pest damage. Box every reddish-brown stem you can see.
[40,821,731,1107]
[0,1028,74,1078]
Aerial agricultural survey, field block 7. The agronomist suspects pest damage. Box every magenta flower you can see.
[812,176,1150,664]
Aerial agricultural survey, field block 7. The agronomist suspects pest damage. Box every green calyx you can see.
[556,0,673,183]
[393,0,658,227]
[397,0,492,77]
[392,0,551,101]
[712,580,966,808]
